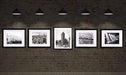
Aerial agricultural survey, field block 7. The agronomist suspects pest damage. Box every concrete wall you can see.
[0,0,126,73]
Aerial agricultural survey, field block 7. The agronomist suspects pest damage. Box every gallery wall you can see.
[0,0,126,72]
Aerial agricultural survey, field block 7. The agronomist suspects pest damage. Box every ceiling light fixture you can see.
[35,8,44,15]
[12,8,21,15]
[81,8,90,15]
[104,8,113,15]
[58,8,67,15]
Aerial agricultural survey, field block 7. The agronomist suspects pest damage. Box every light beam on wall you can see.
[35,8,44,15]
[104,8,113,16]
[12,8,21,15]
[81,8,90,15]
[58,8,67,15]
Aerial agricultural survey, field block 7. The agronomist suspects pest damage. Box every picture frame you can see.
[101,29,123,48]
[75,29,98,48]
[54,28,72,50]
[28,28,51,48]
[2,28,26,48]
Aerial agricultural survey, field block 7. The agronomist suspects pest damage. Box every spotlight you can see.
[81,8,90,15]
[12,8,21,15]
[35,8,44,15]
[104,8,113,15]
[58,8,67,15]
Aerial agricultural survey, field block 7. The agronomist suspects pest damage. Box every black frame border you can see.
[100,29,124,48]
[53,27,73,50]
[2,28,26,48]
[28,28,51,48]
[75,29,98,48]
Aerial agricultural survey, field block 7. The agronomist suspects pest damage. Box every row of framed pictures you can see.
[2,28,124,49]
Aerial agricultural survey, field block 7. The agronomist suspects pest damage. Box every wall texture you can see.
[0,0,126,72]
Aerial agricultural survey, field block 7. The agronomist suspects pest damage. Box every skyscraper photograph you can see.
[54,28,72,49]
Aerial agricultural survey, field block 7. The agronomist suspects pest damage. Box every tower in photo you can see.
[61,32,65,46]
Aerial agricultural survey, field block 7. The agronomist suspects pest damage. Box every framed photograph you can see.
[54,28,72,50]
[2,28,25,48]
[75,29,98,48]
[28,28,51,48]
[101,29,123,48]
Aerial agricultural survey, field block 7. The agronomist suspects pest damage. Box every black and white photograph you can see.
[75,29,97,47]
[3,29,25,47]
[28,29,51,47]
[54,28,72,49]
[101,29,123,47]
